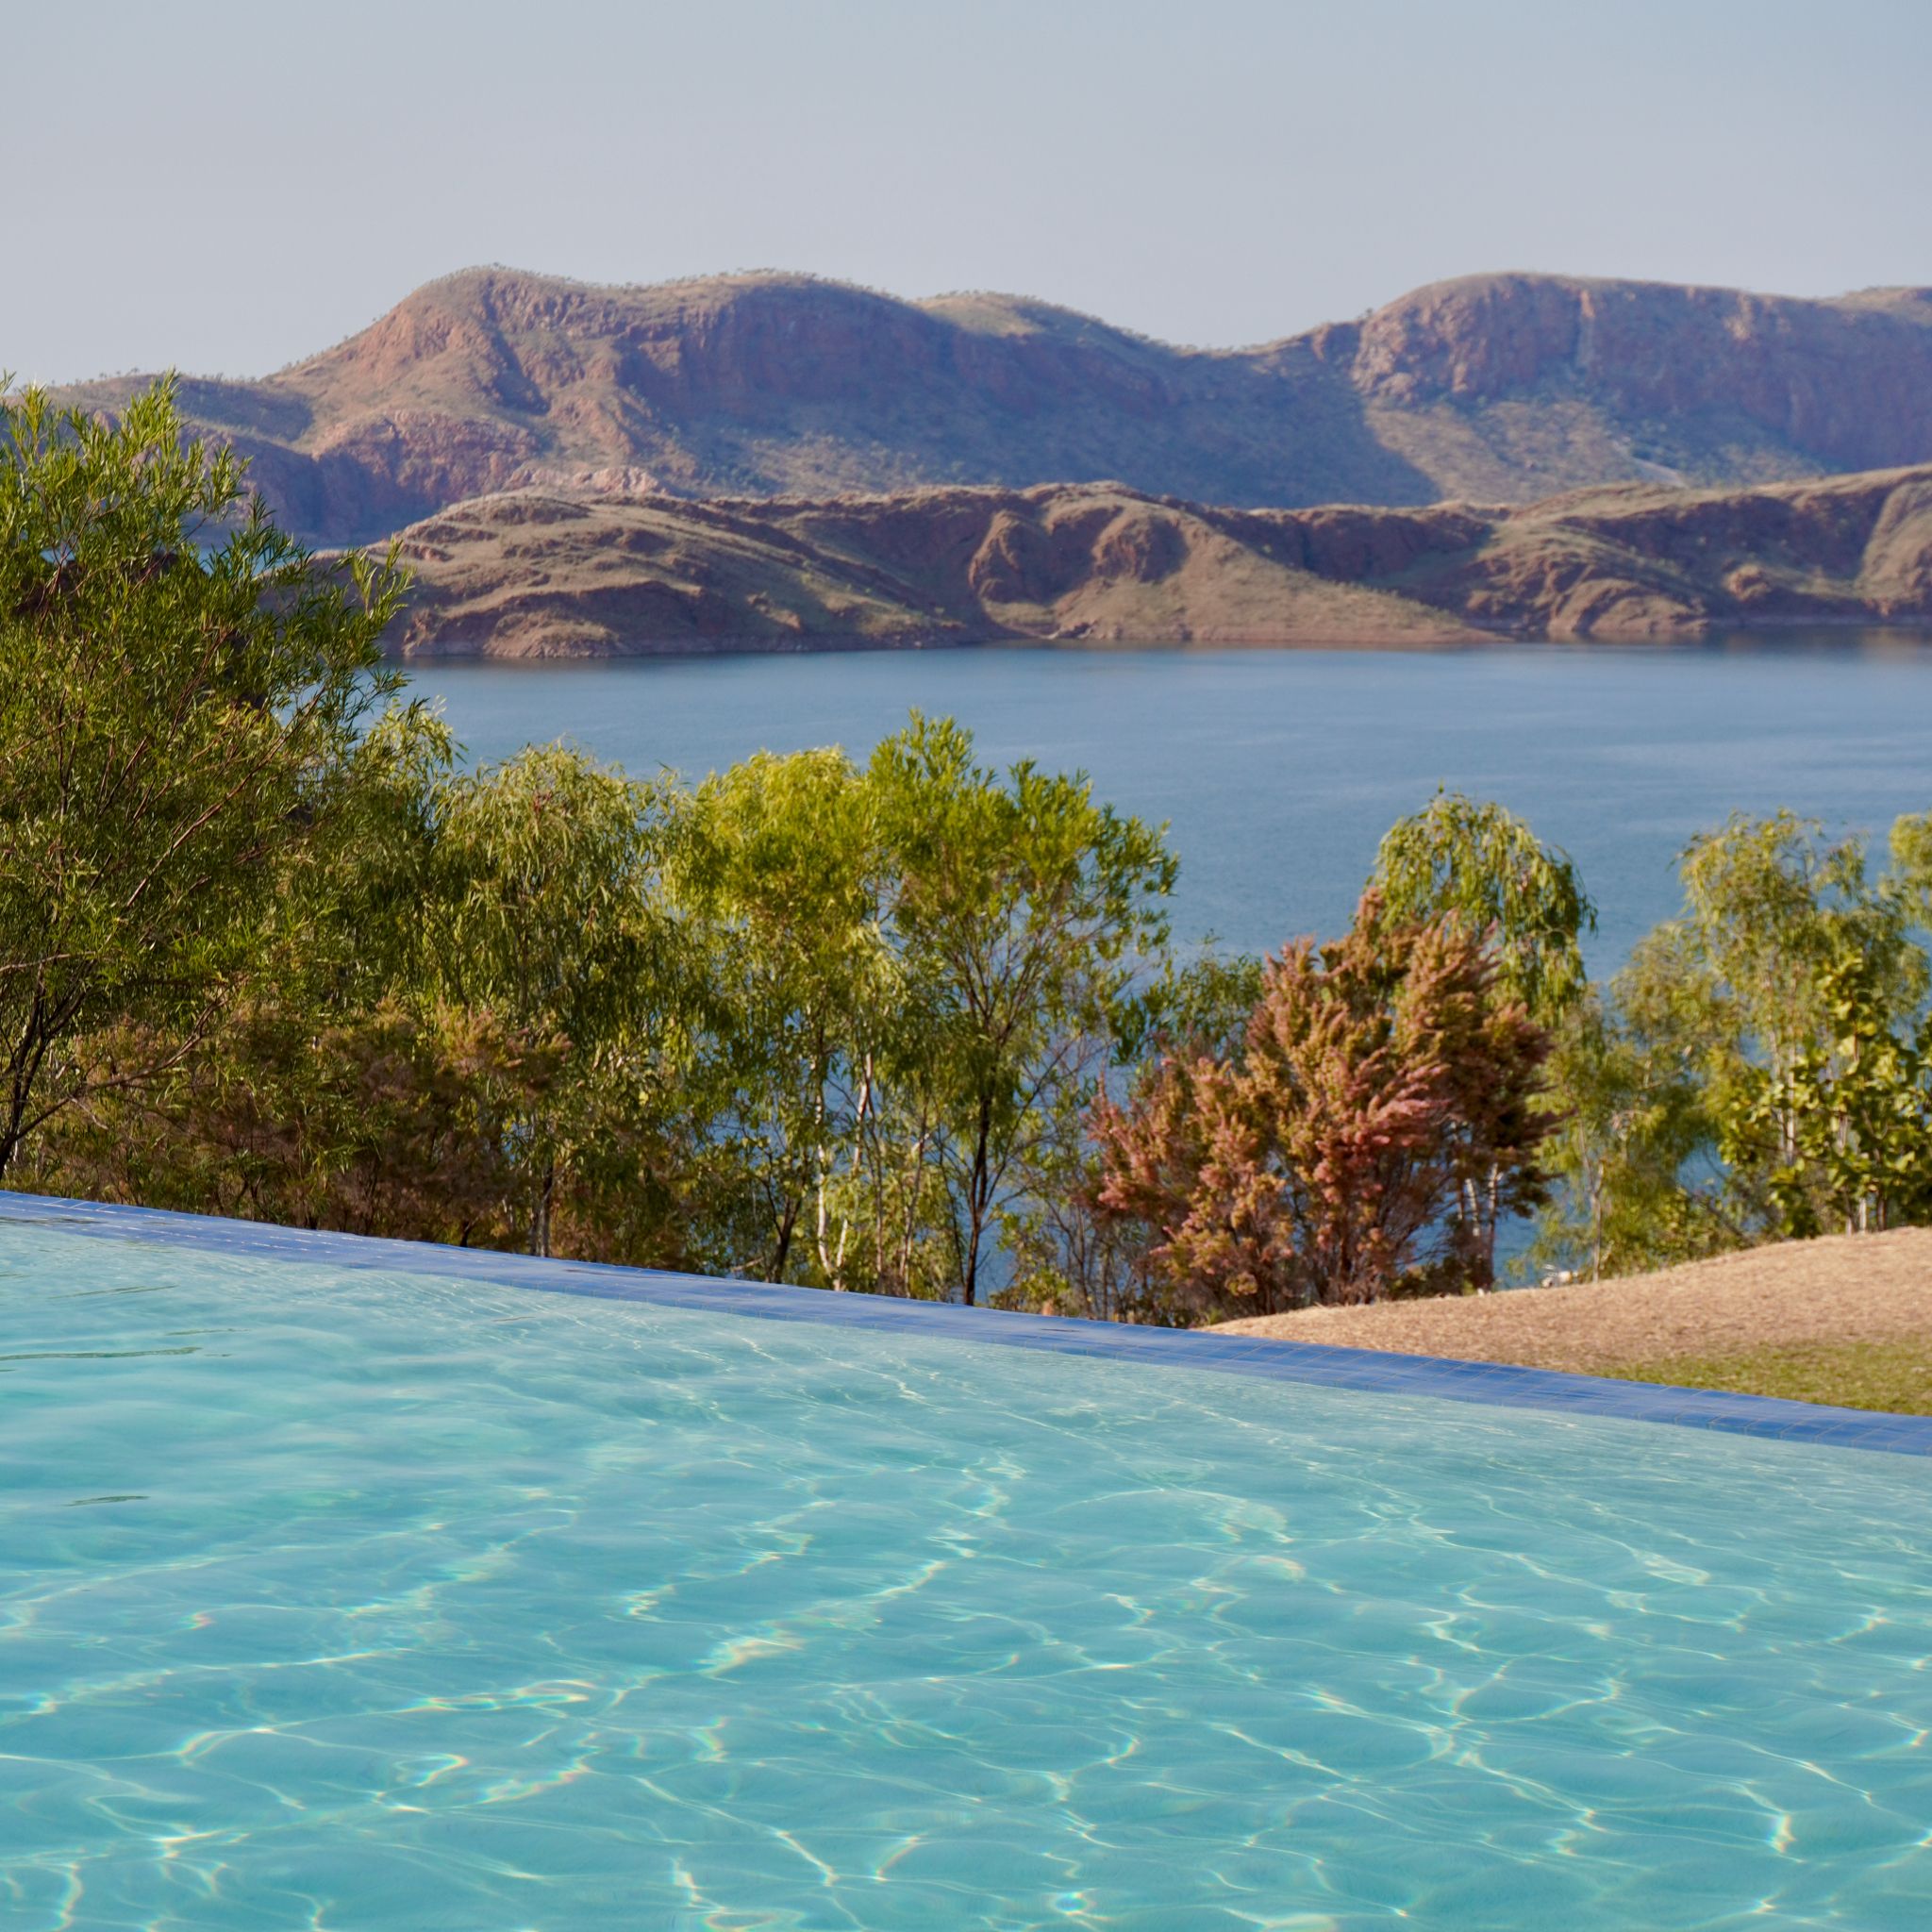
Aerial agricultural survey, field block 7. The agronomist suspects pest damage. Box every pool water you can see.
[3,1217,1928,1929]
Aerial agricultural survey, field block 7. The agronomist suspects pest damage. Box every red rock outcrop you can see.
[378,467,1932,657]
[43,269,1932,547]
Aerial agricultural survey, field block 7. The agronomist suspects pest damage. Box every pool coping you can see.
[5,1189,1929,1459]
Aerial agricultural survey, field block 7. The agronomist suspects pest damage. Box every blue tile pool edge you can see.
[4,1189,1929,1459]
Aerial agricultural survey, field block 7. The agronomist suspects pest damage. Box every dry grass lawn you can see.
[1213,1228,1932,1414]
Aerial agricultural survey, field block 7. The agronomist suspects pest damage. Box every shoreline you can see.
[387,624,1932,667]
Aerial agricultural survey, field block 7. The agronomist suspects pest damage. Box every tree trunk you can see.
[772,1197,799,1280]
[963,1094,994,1307]
[532,1158,555,1258]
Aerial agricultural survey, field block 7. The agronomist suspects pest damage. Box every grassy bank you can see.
[1214,1227,1932,1416]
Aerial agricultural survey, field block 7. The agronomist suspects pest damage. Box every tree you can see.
[1528,939,1742,1281]
[0,378,405,1176]
[1369,792,1591,1279]
[996,948,1264,1324]
[1721,934,1932,1238]
[1534,811,1932,1274]
[423,744,680,1257]
[1677,812,1924,1232]
[871,715,1176,1304]
[1370,791,1594,1021]
[32,995,562,1246]
[1888,808,1932,932]
[1092,898,1554,1316]
[665,746,898,1286]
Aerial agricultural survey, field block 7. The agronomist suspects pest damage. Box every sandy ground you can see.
[1211,1227,1932,1371]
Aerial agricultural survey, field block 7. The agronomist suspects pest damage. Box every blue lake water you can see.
[406,636,1932,971]
[4,1215,1930,1930]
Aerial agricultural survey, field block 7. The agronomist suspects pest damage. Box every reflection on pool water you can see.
[3,1215,1928,1929]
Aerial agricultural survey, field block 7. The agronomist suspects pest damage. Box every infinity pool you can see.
[3,1207,1928,1929]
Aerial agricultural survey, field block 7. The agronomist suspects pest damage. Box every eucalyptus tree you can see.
[1679,813,1918,1077]
[665,746,900,1286]
[1721,934,1932,1237]
[1890,809,1932,929]
[0,378,405,1178]
[1527,939,1743,1282]
[423,743,681,1257]
[1369,791,1594,1022]
[1533,812,1932,1274]
[1674,812,1925,1233]
[871,714,1176,1305]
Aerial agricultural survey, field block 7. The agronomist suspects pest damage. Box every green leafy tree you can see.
[1370,791,1594,1021]
[1536,811,1932,1274]
[1721,936,1932,1237]
[871,714,1176,1305]
[1529,938,1743,1281]
[34,995,562,1245]
[665,746,898,1286]
[1677,812,1924,1233]
[424,744,682,1257]
[0,378,404,1175]
[1889,809,1932,931]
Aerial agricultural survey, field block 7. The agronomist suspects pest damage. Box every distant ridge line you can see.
[38,266,1932,548]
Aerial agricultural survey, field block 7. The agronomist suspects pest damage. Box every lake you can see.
[404,635,1932,972]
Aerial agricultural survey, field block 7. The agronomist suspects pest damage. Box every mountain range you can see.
[46,267,1932,548]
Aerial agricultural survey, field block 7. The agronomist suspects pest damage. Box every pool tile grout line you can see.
[6,1190,1929,1458]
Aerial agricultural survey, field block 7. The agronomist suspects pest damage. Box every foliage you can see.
[1677,810,1921,1078]
[994,949,1265,1324]
[0,378,404,1174]
[421,744,683,1256]
[870,715,1177,1304]
[1528,939,1745,1280]
[12,391,1927,1314]
[1534,811,1932,1274]
[30,999,559,1244]
[1091,897,1554,1317]
[1719,939,1932,1238]
[1369,791,1594,1022]
[1890,809,1932,926]
[664,746,897,1286]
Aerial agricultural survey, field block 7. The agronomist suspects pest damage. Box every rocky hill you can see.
[46,269,1932,546]
[381,464,1932,657]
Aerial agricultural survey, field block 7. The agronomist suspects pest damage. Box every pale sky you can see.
[6,0,1927,386]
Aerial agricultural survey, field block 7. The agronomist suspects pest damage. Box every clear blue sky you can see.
[7,0,1927,385]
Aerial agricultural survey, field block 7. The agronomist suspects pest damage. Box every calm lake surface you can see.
[406,636,1932,971]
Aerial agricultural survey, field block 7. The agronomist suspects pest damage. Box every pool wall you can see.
[4,1189,1928,1458]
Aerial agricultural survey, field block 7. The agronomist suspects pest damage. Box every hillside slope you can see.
[47,269,1932,545]
[1209,1227,1932,1415]
[382,465,1932,657]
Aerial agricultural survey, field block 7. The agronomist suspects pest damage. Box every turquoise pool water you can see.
[3,1219,1929,1929]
